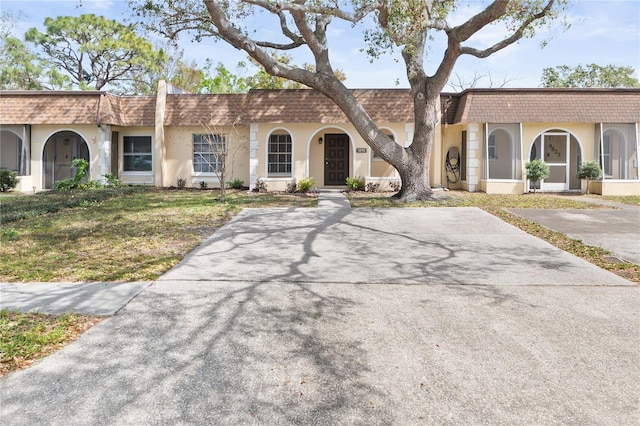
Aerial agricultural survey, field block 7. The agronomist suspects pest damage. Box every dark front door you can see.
[324,134,349,186]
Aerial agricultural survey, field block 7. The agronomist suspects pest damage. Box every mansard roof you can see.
[2,87,639,127]
[443,88,640,124]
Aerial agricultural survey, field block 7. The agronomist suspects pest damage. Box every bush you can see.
[366,182,380,192]
[199,180,208,189]
[389,180,401,192]
[228,178,244,189]
[297,177,315,193]
[0,169,19,192]
[285,181,297,193]
[346,176,364,191]
[54,158,90,191]
[104,173,124,187]
[177,178,187,189]
[525,159,550,194]
[577,161,602,194]
[253,179,268,193]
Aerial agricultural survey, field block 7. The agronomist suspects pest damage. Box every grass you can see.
[588,194,640,206]
[0,309,102,377]
[348,191,640,284]
[1,187,316,282]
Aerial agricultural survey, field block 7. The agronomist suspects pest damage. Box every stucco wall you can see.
[163,125,250,189]
[252,122,409,190]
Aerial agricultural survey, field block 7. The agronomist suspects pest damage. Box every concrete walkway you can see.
[1,192,638,425]
[508,196,640,264]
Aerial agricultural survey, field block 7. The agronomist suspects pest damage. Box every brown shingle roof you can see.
[164,94,248,126]
[104,95,156,127]
[0,91,157,126]
[451,88,640,123]
[0,91,103,124]
[245,89,414,123]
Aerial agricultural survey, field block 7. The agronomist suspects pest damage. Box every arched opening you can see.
[529,129,582,191]
[43,131,90,189]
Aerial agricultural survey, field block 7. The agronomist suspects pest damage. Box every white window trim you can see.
[122,135,153,175]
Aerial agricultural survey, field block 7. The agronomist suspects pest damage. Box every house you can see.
[1,82,639,195]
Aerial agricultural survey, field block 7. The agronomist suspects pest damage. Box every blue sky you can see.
[2,0,639,90]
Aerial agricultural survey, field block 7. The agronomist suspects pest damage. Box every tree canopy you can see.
[541,64,640,88]
[135,1,569,200]
[24,14,166,92]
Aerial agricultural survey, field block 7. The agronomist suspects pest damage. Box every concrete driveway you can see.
[1,193,638,425]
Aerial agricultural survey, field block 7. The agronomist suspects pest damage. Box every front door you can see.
[541,132,570,191]
[324,133,349,186]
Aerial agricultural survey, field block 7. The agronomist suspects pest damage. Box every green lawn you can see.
[0,309,102,376]
[1,187,316,282]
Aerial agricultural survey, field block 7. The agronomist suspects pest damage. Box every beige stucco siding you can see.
[164,125,250,189]
[253,122,410,190]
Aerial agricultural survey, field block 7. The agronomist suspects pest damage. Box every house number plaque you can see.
[356,148,367,153]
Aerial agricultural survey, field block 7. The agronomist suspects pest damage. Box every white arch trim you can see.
[40,129,92,189]
[264,126,295,178]
[305,125,358,180]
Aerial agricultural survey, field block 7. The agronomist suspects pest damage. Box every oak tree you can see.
[133,0,568,201]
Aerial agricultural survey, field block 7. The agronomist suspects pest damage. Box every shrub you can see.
[346,176,364,191]
[366,182,380,192]
[177,178,187,189]
[104,173,124,187]
[297,177,315,193]
[389,180,401,192]
[285,180,297,193]
[199,180,208,189]
[54,158,90,191]
[0,169,19,192]
[577,161,602,194]
[253,179,268,193]
[525,159,550,194]
[228,178,245,189]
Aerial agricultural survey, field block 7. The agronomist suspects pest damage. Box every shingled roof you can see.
[244,89,414,124]
[2,88,639,127]
[164,94,249,126]
[0,91,156,126]
[447,88,640,124]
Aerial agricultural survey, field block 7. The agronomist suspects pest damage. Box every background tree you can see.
[133,0,568,201]
[25,14,166,93]
[131,42,205,94]
[446,70,515,92]
[541,64,640,88]
[199,60,250,93]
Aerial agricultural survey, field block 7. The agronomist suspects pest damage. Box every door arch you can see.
[529,129,582,191]
[42,131,90,189]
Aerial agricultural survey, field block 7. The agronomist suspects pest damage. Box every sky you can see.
[1,0,639,90]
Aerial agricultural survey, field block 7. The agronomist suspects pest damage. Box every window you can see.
[488,135,497,160]
[123,136,152,172]
[193,134,225,173]
[268,133,292,175]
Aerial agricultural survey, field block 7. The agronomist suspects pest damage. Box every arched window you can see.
[268,131,292,175]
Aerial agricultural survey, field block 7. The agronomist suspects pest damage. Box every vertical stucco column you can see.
[98,124,111,183]
[467,123,479,192]
[249,123,259,191]
[154,80,167,187]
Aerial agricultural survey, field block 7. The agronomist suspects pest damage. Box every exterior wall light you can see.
[318,137,323,144]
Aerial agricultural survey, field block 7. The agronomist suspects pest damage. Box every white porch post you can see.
[98,125,111,183]
[467,123,479,192]
[249,123,259,191]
